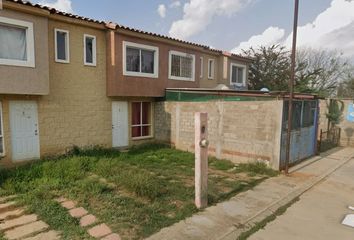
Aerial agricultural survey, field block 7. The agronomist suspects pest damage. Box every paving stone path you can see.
[0,195,60,240]
[55,197,121,240]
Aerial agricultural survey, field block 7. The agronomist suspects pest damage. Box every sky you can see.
[34,0,354,59]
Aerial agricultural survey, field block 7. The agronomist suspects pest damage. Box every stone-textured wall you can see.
[0,20,111,167]
[37,20,112,157]
[318,99,354,147]
[155,100,283,169]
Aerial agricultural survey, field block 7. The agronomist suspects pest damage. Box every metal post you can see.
[285,0,300,174]
[195,112,208,209]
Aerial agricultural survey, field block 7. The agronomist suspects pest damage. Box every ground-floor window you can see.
[0,102,4,155]
[132,102,152,139]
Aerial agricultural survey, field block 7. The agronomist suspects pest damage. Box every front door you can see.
[9,101,40,161]
[112,101,129,147]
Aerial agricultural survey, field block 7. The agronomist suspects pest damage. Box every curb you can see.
[219,151,354,240]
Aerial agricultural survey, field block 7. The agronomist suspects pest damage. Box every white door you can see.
[112,101,129,147]
[9,101,40,161]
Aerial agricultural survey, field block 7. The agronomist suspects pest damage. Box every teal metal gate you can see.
[280,100,319,170]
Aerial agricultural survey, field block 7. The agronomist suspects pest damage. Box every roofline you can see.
[109,22,252,61]
[4,0,253,62]
[165,88,319,99]
[4,0,106,29]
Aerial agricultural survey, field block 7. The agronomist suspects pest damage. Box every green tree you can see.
[242,45,290,91]
[243,45,351,97]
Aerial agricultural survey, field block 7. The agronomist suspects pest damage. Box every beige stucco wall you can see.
[217,57,249,89]
[155,99,283,169]
[198,54,220,88]
[0,9,49,95]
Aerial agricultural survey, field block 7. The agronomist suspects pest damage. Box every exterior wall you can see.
[155,99,283,169]
[34,20,111,157]
[0,8,49,95]
[198,54,220,88]
[318,99,329,136]
[107,31,207,97]
[319,99,354,147]
[217,56,249,90]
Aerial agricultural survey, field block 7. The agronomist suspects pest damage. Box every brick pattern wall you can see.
[38,20,112,156]
[155,100,283,169]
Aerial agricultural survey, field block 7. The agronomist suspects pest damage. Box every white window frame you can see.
[123,41,159,78]
[200,57,203,78]
[230,62,247,87]
[54,28,70,63]
[168,50,195,81]
[83,34,97,66]
[208,59,215,79]
[0,102,5,156]
[0,16,35,68]
[131,102,153,140]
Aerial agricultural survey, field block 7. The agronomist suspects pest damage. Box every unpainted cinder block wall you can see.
[155,100,284,169]
[319,99,354,147]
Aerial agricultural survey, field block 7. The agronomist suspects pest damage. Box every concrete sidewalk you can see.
[146,147,354,240]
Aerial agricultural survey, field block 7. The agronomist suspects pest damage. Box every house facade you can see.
[0,0,252,167]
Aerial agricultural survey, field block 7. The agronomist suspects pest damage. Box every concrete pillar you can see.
[195,112,208,209]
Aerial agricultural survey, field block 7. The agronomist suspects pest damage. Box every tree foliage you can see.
[337,65,354,98]
[243,45,352,97]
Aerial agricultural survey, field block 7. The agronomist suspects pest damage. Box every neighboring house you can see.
[0,0,109,166]
[199,52,251,90]
[0,0,252,167]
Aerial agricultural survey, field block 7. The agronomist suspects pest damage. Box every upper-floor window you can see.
[0,16,35,67]
[230,63,246,86]
[169,50,195,81]
[208,59,215,79]
[200,57,203,78]
[0,102,4,156]
[84,34,96,66]
[123,41,159,78]
[55,29,70,63]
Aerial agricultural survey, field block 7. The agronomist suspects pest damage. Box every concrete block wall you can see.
[155,100,284,169]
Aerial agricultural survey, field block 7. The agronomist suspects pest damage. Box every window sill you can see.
[132,136,154,141]
[0,59,35,68]
[55,59,70,64]
[123,71,158,79]
[169,76,195,82]
[231,83,246,87]
[84,63,96,67]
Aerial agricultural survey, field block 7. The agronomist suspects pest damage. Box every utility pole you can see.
[285,0,299,174]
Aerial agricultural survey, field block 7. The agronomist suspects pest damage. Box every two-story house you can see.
[0,0,252,167]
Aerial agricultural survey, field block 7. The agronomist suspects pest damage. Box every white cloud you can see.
[169,0,253,40]
[170,1,181,8]
[231,0,354,57]
[231,27,285,54]
[39,0,73,13]
[284,0,354,48]
[157,4,167,18]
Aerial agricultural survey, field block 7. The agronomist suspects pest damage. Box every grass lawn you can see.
[0,144,278,240]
